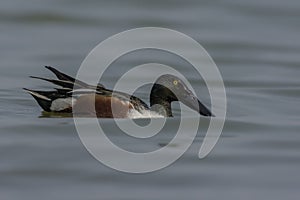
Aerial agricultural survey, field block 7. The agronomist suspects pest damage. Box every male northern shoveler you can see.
[24,66,213,118]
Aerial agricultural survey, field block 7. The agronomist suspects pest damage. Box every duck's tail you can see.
[23,88,58,112]
[24,66,104,112]
[45,66,105,89]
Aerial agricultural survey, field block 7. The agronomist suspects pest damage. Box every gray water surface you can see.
[1,0,300,199]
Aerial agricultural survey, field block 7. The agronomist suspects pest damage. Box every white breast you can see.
[128,109,164,119]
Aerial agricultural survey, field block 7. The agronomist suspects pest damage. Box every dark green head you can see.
[150,74,213,117]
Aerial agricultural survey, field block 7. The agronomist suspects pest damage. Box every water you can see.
[1,0,300,199]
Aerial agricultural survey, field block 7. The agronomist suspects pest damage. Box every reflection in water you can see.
[39,111,74,118]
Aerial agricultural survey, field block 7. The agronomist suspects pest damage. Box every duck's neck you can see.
[150,95,173,117]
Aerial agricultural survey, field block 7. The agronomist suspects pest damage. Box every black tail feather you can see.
[29,76,82,89]
[23,88,54,111]
[45,66,105,89]
[45,66,90,87]
[25,66,106,112]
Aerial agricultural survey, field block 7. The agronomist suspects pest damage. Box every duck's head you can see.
[150,74,213,117]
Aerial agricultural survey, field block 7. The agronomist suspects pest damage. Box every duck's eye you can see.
[173,80,178,86]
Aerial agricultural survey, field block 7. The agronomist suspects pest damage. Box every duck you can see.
[24,66,213,118]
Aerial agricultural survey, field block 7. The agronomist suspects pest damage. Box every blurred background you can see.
[1,0,300,199]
